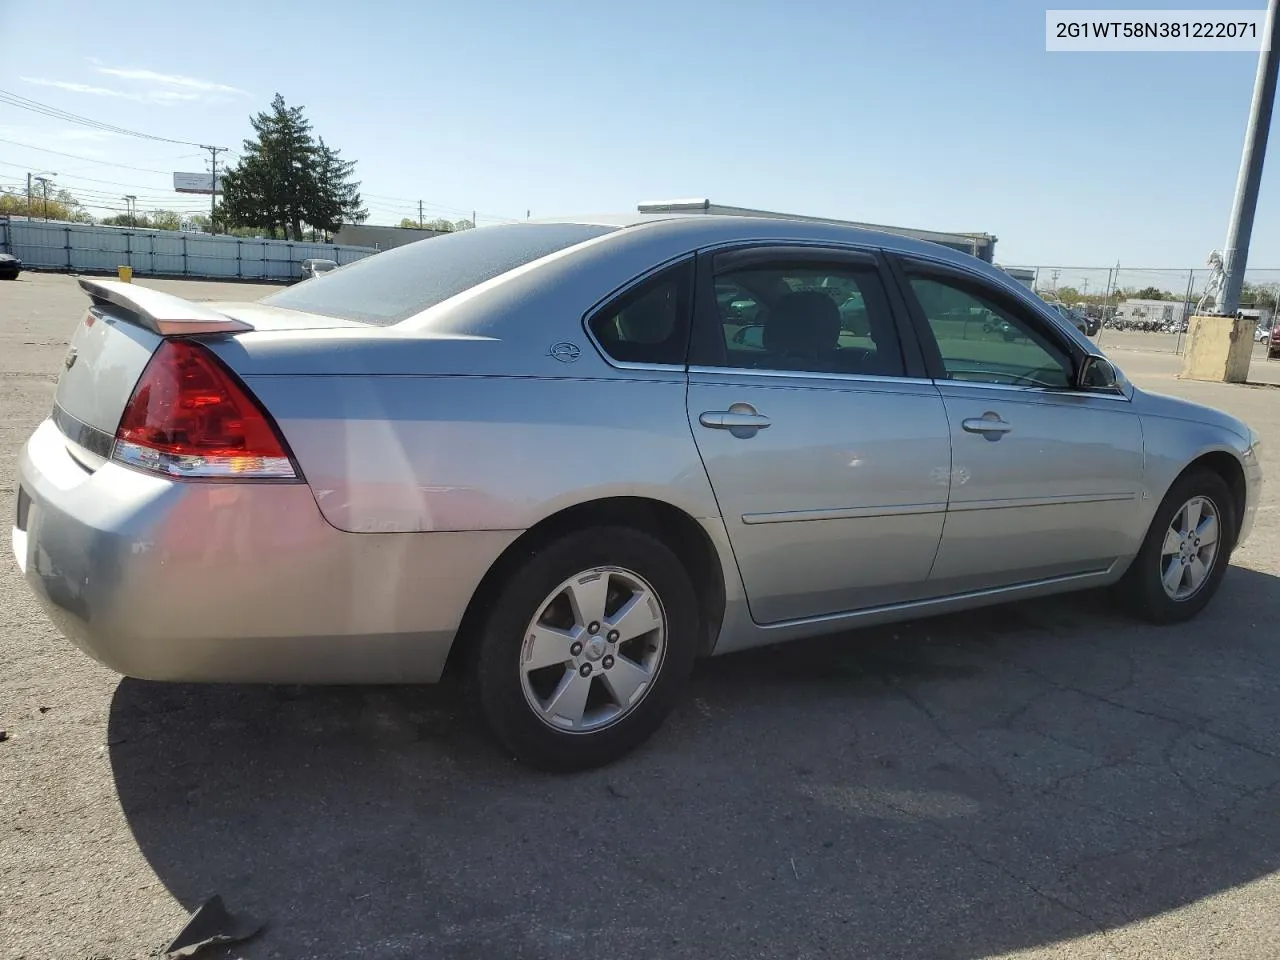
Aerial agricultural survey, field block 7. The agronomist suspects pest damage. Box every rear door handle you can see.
[699,410,772,430]
[961,415,1013,438]
[699,404,772,437]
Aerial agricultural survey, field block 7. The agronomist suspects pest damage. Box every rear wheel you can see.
[474,527,699,771]
[1119,470,1236,623]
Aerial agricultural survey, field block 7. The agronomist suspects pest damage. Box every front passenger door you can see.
[893,258,1144,595]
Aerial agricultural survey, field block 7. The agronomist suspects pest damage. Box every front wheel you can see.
[1119,470,1236,624]
[473,527,700,771]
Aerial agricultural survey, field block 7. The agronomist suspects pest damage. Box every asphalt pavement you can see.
[2,272,1279,960]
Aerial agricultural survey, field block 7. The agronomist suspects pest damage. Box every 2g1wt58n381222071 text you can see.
[1046,9,1269,51]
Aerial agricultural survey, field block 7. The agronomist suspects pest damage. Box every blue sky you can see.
[0,0,1275,268]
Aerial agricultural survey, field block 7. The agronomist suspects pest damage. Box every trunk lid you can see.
[52,279,354,459]
[55,308,163,443]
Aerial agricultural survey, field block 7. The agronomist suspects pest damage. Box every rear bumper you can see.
[12,419,516,683]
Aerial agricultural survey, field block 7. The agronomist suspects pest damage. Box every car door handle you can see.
[699,410,772,431]
[962,416,1013,437]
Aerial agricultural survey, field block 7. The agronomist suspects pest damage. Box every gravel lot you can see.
[2,272,1279,960]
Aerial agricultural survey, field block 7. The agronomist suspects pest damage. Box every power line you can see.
[0,88,221,149]
[359,189,519,222]
[0,181,211,212]
[1,125,518,225]
[0,180,210,209]
[0,160,179,195]
[0,137,181,174]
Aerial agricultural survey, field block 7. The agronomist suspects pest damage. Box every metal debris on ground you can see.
[164,895,264,958]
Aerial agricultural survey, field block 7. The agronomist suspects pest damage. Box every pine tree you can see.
[307,138,366,235]
[219,94,365,239]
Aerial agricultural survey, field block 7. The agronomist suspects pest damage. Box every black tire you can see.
[474,526,699,771]
[1118,469,1236,624]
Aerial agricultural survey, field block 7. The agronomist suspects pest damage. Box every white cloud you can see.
[20,78,137,99]
[21,75,220,107]
[94,65,249,97]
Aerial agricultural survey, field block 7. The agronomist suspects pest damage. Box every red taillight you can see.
[112,339,297,480]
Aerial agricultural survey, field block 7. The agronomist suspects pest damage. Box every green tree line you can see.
[1050,282,1280,308]
[397,217,475,232]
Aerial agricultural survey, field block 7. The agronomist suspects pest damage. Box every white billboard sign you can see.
[173,172,223,195]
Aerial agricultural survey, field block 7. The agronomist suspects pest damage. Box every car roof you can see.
[532,212,993,267]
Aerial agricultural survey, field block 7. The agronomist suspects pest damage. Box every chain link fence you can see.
[1000,265,1280,354]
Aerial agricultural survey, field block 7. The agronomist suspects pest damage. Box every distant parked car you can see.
[1255,323,1272,343]
[301,258,338,280]
[1048,302,1090,336]
[982,315,1019,341]
[0,253,22,280]
[1269,325,1280,359]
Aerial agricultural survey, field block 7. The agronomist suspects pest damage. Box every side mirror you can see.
[1077,354,1121,391]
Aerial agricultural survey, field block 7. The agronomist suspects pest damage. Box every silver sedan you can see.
[12,214,1263,769]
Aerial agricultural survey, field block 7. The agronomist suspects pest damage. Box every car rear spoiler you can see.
[78,277,253,336]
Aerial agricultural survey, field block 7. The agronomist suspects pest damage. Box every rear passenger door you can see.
[685,245,953,624]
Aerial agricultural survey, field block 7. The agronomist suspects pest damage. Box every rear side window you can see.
[262,223,616,326]
[587,260,693,365]
[709,258,905,377]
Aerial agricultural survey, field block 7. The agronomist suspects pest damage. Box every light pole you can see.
[1218,0,1280,316]
[33,176,53,221]
[123,195,137,228]
[26,171,56,219]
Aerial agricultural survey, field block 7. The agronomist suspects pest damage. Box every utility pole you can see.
[33,176,52,221]
[1219,0,1280,316]
[418,200,424,229]
[471,209,476,229]
[26,172,32,219]
[123,195,137,228]
[203,144,223,233]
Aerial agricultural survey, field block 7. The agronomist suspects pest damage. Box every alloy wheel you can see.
[1159,495,1221,601]
[518,566,667,733]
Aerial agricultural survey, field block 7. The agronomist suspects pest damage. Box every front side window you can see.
[711,260,905,377]
[587,260,693,365]
[907,275,1072,388]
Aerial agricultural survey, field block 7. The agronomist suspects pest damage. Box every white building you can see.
[1115,298,1191,327]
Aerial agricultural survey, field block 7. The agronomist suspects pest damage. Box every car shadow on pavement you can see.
[109,566,1280,960]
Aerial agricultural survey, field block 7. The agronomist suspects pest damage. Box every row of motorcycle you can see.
[1101,317,1186,333]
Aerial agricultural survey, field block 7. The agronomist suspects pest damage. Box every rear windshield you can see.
[263,223,617,326]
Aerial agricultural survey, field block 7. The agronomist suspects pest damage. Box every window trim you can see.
[581,255,697,371]
[886,253,1125,397]
[688,243,926,380]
